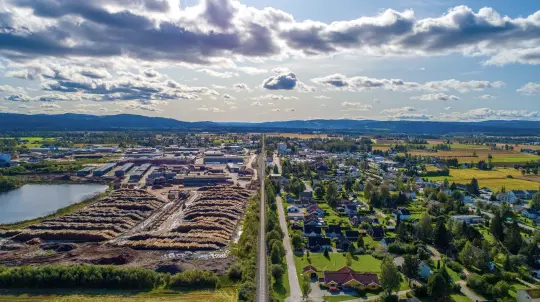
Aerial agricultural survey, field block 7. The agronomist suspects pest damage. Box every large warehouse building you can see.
[203,156,244,164]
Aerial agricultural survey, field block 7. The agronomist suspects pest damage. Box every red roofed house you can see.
[320,267,380,291]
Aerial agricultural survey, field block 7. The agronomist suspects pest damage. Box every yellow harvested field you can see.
[408,148,540,165]
[266,133,328,139]
[426,168,540,191]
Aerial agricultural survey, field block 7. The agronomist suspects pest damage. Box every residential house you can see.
[337,235,351,251]
[304,225,322,237]
[349,216,359,227]
[451,215,483,224]
[381,237,397,249]
[345,230,359,241]
[304,214,324,226]
[307,205,325,217]
[517,289,540,302]
[319,267,380,291]
[307,236,331,251]
[287,205,300,213]
[345,204,358,216]
[498,192,517,204]
[369,226,384,240]
[511,190,537,201]
[326,224,343,238]
[302,265,318,278]
[463,195,474,204]
[403,191,416,200]
[418,262,432,280]
[316,165,329,176]
[336,207,348,215]
[523,209,539,219]
[392,208,411,220]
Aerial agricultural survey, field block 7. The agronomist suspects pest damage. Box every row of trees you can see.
[0,176,22,192]
[0,265,218,290]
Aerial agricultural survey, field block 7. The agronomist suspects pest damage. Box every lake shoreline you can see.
[0,184,110,230]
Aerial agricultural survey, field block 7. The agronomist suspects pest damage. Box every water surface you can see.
[0,184,108,224]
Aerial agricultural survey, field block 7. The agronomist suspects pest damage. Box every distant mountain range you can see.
[1,113,540,135]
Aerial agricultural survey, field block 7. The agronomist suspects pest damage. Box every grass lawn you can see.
[273,268,290,301]
[363,235,381,249]
[450,294,473,302]
[0,288,237,302]
[447,267,461,282]
[326,296,359,302]
[294,254,382,279]
[474,225,496,244]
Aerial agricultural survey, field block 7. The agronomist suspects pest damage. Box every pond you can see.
[0,184,108,224]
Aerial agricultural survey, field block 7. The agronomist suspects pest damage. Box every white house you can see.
[392,208,411,220]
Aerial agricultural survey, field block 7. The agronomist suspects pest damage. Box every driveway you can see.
[456,280,484,302]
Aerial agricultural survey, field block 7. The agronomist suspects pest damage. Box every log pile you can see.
[120,186,249,251]
[10,190,165,242]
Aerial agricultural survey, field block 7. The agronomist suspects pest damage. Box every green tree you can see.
[459,242,474,268]
[490,211,504,240]
[301,275,311,301]
[271,264,284,279]
[346,252,353,266]
[364,182,373,199]
[433,218,448,249]
[417,212,433,242]
[370,192,381,208]
[504,221,523,254]
[427,272,450,301]
[326,182,339,207]
[273,165,279,174]
[402,254,419,278]
[357,235,365,249]
[380,256,401,296]
[292,233,304,251]
[530,193,540,210]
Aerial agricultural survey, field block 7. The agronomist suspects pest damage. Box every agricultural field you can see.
[0,137,57,148]
[425,168,540,191]
[409,148,540,165]
[266,133,329,139]
[0,288,238,302]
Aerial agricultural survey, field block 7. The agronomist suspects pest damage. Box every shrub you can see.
[413,285,428,298]
[371,249,386,260]
[447,260,463,273]
[271,265,284,280]
[169,270,218,289]
[228,263,242,280]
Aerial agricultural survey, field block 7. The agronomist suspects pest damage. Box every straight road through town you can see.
[256,135,269,302]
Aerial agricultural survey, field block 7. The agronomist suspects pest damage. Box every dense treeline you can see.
[234,194,260,302]
[0,176,22,192]
[0,161,84,176]
[309,139,372,152]
[0,265,220,290]
[0,265,160,289]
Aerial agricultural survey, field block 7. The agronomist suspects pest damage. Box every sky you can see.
[0,0,539,122]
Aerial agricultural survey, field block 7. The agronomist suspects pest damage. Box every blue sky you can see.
[0,0,539,122]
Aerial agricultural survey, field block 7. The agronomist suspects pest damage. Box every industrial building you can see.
[77,166,95,177]
[129,164,152,182]
[115,163,134,177]
[93,163,117,177]
[0,153,11,167]
[226,163,240,173]
[203,156,244,164]
[180,175,232,187]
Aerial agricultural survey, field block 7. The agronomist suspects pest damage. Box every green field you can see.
[0,288,237,302]
[1,137,57,148]
[425,168,540,191]
[294,254,382,279]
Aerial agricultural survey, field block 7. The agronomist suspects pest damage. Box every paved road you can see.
[256,135,269,302]
[273,155,302,301]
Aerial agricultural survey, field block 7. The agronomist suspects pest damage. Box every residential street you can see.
[276,194,303,302]
[273,154,303,301]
